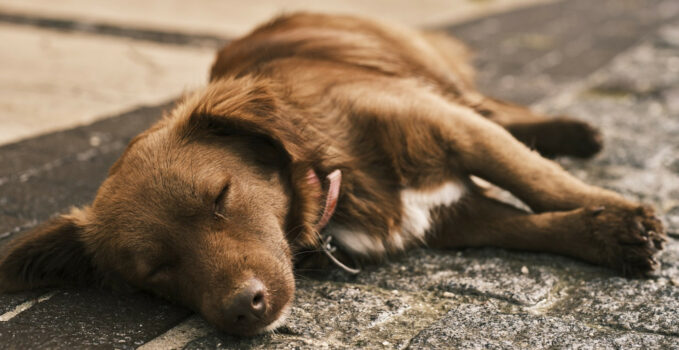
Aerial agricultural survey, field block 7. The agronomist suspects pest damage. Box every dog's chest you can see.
[330,181,466,256]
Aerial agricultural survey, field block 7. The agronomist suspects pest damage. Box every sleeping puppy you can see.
[0,13,666,336]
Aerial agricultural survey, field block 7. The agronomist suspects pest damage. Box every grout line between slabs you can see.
[0,9,229,48]
[0,291,57,322]
[137,315,212,350]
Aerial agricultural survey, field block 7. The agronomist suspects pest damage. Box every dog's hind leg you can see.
[339,79,664,272]
[418,98,666,272]
[427,189,664,275]
[338,81,662,241]
[401,91,665,253]
[434,101,624,213]
[344,83,645,209]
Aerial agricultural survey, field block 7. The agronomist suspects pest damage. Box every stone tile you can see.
[184,335,342,350]
[548,277,679,336]
[452,0,679,104]
[323,249,582,307]
[0,288,191,349]
[0,102,171,179]
[663,86,679,116]
[588,43,679,98]
[0,0,552,37]
[184,279,450,349]
[0,103,169,243]
[659,23,679,48]
[0,23,212,146]
[408,303,678,349]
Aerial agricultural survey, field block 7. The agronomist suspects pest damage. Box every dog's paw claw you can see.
[634,220,648,236]
[653,235,666,249]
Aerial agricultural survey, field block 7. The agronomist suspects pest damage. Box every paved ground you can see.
[0,0,552,38]
[1,0,679,349]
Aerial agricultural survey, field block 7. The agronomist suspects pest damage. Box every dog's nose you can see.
[224,278,268,325]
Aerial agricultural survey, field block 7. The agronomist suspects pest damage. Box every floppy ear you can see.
[0,209,96,292]
[178,76,317,165]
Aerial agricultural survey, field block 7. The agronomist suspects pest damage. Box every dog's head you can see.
[0,77,323,336]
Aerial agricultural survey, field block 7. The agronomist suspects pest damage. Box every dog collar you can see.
[307,169,342,231]
[306,169,361,274]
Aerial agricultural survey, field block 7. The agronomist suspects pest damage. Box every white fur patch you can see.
[331,226,386,256]
[398,181,466,242]
[329,181,465,256]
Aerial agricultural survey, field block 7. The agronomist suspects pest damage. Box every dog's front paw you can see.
[585,204,666,276]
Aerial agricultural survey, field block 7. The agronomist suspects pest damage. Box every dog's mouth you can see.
[261,304,291,333]
[235,304,292,336]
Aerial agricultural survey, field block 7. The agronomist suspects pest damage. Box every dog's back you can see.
[211,13,475,94]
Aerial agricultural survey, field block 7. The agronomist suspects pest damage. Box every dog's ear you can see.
[0,208,96,292]
[197,113,306,167]
[179,77,314,165]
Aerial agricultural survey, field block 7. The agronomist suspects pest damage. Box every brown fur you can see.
[0,13,665,336]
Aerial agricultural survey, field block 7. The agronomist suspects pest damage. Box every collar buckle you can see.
[321,235,361,275]
[307,168,361,275]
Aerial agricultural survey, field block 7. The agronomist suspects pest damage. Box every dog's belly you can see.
[330,181,466,256]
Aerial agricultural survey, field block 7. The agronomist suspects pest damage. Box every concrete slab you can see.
[0,24,213,146]
[0,289,191,349]
[0,102,169,240]
[0,0,553,37]
[450,0,679,104]
[408,302,676,349]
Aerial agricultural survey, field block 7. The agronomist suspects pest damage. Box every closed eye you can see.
[214,182,230,220]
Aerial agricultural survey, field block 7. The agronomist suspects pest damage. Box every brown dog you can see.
[0,13,666,336]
